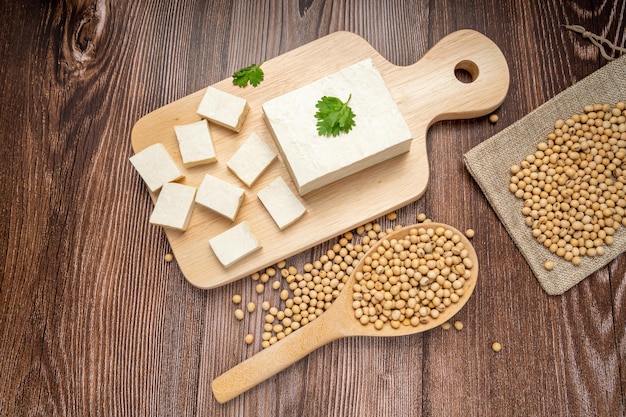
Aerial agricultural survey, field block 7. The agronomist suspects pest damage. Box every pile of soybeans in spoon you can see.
[509,102,626,266]
[351,225,474,330]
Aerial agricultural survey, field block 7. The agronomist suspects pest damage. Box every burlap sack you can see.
[464,55,625,295]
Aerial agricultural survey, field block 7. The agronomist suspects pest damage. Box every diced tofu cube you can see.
[173,119,217,167]
[196,174,245,221]
[197,86,249,132]
[149,182,196,231]
[129,143,184,192]
[257,177,306,230]
[262,58,413,195]
[209,221,261,268]
[227,132,277,187]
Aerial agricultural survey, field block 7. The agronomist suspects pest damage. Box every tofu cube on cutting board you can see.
[197,86,249,132]
[263,58,413,195]
[209,221,261,268]
[227,132,277,187]
[129,143,184,192]
[196,174,245,222]
[173,119,217,167]
[149,182,196,231]
[257,176,306,230]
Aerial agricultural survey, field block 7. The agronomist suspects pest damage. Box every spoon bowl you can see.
[212,222,478,402]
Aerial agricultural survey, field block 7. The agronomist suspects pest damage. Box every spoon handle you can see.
[211,311,345,403]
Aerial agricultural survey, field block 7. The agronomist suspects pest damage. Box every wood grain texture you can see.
[0,0,625,416]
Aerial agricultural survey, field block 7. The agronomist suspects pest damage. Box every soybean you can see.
[351,226,474,330]
[509,103,626,267]
[251,220,390,348]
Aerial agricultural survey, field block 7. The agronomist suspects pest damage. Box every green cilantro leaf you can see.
[232,63,264,87]
[314,94,356,137]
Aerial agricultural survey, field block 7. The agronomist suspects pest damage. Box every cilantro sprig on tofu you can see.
[314,94,356,137]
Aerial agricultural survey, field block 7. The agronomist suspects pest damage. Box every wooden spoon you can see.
[212,222,478,403]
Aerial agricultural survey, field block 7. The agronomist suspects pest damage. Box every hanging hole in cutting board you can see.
[454,60,479,83]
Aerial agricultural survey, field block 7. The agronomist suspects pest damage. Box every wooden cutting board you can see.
[130,29,509,289]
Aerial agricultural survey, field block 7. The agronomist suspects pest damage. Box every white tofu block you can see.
[257,177,306,230]
[173,119,217,167]
[149,182,196,231]
[262,58,413,195]
[227,132,277,187]
[129,143,184,192]
[196,174,245,221]
[209,221,261,268]
[197,86,249,132]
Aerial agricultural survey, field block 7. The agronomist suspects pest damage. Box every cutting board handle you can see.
[389,29,510,126]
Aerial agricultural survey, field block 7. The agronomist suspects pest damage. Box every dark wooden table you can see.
[2,1,625,416]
